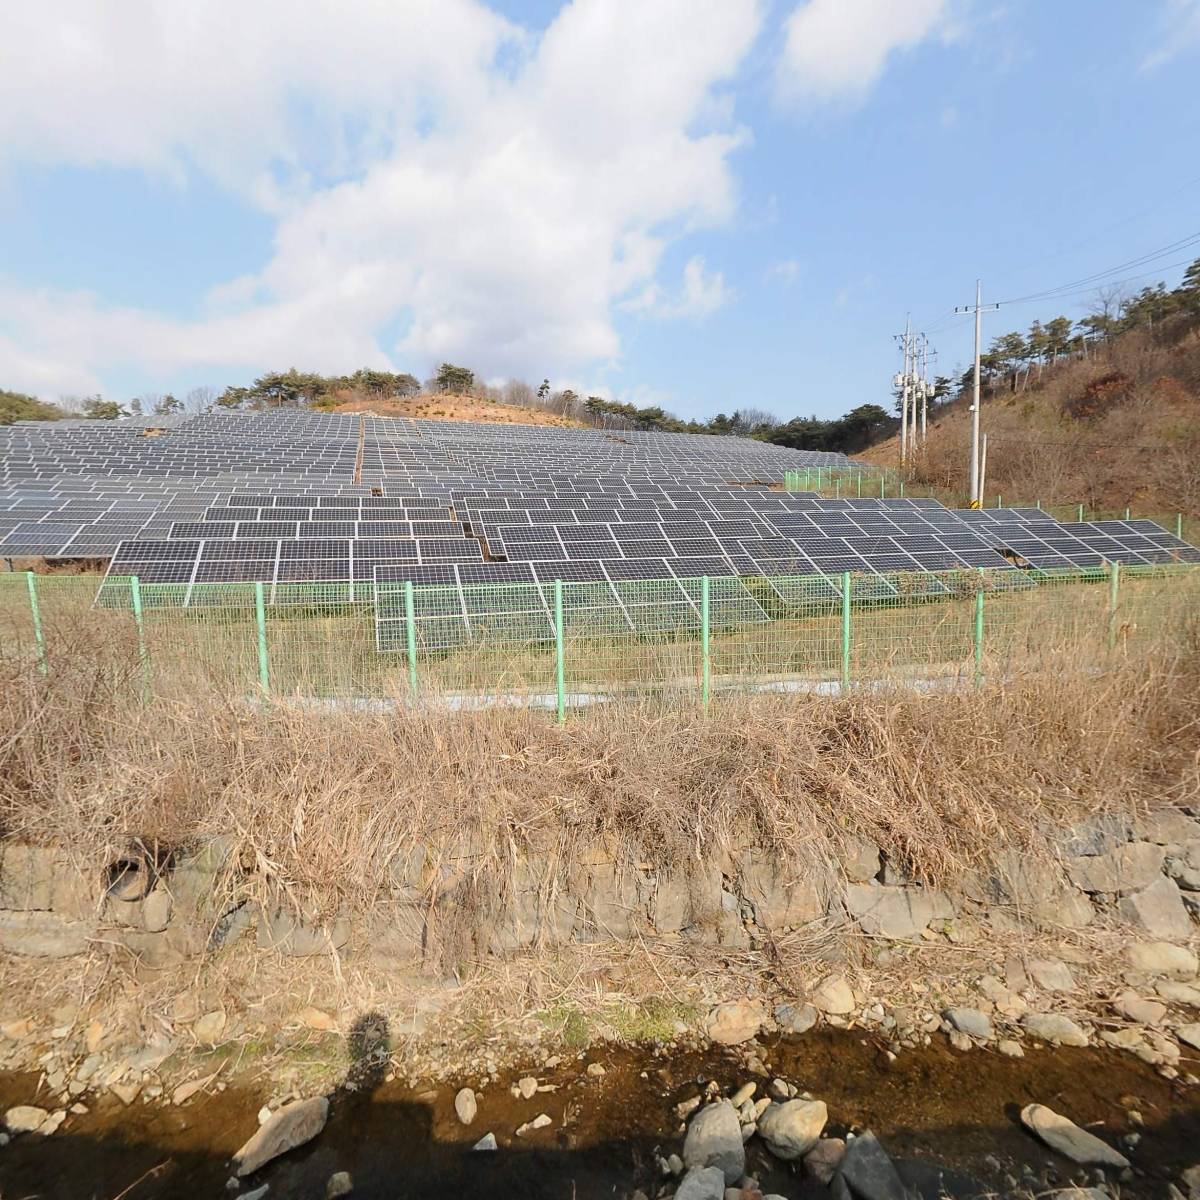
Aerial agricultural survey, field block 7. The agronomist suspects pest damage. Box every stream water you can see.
[2,1029,1198,1200]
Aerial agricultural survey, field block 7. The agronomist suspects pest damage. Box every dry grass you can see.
[325,390,588,428]
[2,623,1198,927]
[859,322,1200,515]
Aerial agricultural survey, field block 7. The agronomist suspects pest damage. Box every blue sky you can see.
[1,0,1198,419]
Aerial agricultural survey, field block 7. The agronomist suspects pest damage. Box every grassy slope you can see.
[857,322,1200,516]
[325,390,589,428]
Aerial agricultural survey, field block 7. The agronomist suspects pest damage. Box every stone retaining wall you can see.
[2,808,1198,966]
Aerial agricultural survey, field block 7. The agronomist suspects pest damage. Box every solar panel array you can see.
[2,409,1197,646]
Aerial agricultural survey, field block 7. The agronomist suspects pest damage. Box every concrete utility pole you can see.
[919,335,928,446]
[956,281,1000,506]
[900,314,911,465]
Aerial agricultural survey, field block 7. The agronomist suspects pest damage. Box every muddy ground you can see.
[2,1029,1199,1200]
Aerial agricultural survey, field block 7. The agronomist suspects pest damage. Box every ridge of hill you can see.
[858,321,1200,517]
[325,390,588,428]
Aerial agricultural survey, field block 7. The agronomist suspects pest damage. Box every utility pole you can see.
[919,335,928,446]
[956,281,999,506]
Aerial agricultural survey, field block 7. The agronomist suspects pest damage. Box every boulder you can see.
[234,1096,330,1176]
[812,975,856,1016]
[705,1000,766,1046]
[0,912,92,958]
[257,907,350,957]
[675,1166,727,1200]
[1065,842,1163,895]
[839,1130,908,1200]
[739,852,826,930]
[0,844,91,917]
[683,1101,745,1185]
[1138,811,1200,846]
[1119,876,1193,939]
[774,1001,818,1033]
[757,1099,827,1160]
[1019,1104,1129,1167]
[1023,1013,1089,1047]
[804,1137,847,1184]
[840,838,881,883]
[845,884,953,940]
[1128,941,1198,978]
[1062,815,1130,857]
[944,1007,992,1040]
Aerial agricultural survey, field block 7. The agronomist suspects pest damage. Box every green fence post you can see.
[856,473,862,498]
[1036,498,1042,510]
[1107,560,1121,652]
[840,571,852,694]
[254,581,270,698]
[1123,506,1131,521]
[997,494,1003,509]
[25,571,47,677]
[1176,513,1183,538]
[899,479,905,498]
[1077,503,1084,522]
[973,572,985,689]
[554,579,566,724]
[129,575,152,700]
[700,575,711,708]
[403,580,418,697]
[880,476,885,499]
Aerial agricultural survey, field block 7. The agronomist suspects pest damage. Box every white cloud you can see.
[775,0,954,109]
[0,0,762,397]
[765,258,802,283]
[624,256,732,320]
[1141,0,1200,69]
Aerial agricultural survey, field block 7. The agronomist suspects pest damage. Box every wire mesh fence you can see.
[2,563,1197,715]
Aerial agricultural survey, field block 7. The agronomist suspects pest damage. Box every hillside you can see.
[326,390,588,427]
[859,321,1200,516]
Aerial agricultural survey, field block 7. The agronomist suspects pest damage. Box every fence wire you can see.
[2,564,1197,713]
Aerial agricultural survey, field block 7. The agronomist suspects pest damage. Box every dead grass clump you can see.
[2,625,1198,928]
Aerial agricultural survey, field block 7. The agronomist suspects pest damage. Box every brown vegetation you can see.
[859,324,1200,515]
[327,390,588,428]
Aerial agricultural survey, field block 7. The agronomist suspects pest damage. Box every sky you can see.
[1,0,1198,420]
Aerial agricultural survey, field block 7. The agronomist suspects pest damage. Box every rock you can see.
[841,838,882,883]
[586,1062,606,1077]
[40,1110,66,1136]
[1023,1013,1089,1047]
[1139,811,1200,845]
[234,1096,330,1177]
[1158,980,1200,1005]
[0,1018,34,1040]
[948,1030,973,1052]
[242,1188,269,1200]
[998,1039,1025,1058]
[1119,877,1193,939]
[140,889,172,933]
[839,1130,907,1200]
[1128,942,1198,978]
[705,1001,766,1046]
[1066,842,1163,895]
[675,1166,727,1200]
[945,1007,993,1041]
[326,1171,353,1198]
[172,1073,219,1106]
[515,1113,551,1136]
[454,1087,477,1125]
[4,1105,49,1134]
[757,1099,827,1160]
[845,884,953,940]
[110,1083,141,1106]
[730,1082,756,1107]
[1030,959,1076,992]
[683,1101,745,1185]
[517,1076,538,1099]
[1176,1024,1200,1050]
[1181,1165,1200,1199]
[193,1010,227,1046]
[0,912,92,958]
[804,1137,847,1184]
[298,1007,335,1032]
[1020,1104,1129,1167]
[774,1002,818,1033]
[472,1132,497,1151]
[812,975,856,1016]
[1113,990,1168,1026]
[257,906,350,957]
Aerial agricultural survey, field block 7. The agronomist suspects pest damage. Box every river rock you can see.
[757,1098,827,1160]
[1023,1013,1089,1046]
[1113,990,1167,1026]
[1128,941,1198,978]
[1066,842,1163,895]
[326,1172,352,1198]
[1020,1104,1129,1167]
[234,1096,330,1176]
[839,1130,907,1200]
[1119,876,1193,939]
[454,1087,477,1125]
[1029,959,1076,992]
[945,1007,992,1040]
[472,1132,497,1151]
[4,1105,48,1134]
[517,1076,538,1099]
[804,1137,847,1184]
[705,1000,766,1045]
[812,975,856,1016]
[683,1101,745,1185]
[675,1166,726,1200]
[774,1002,818,1033]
